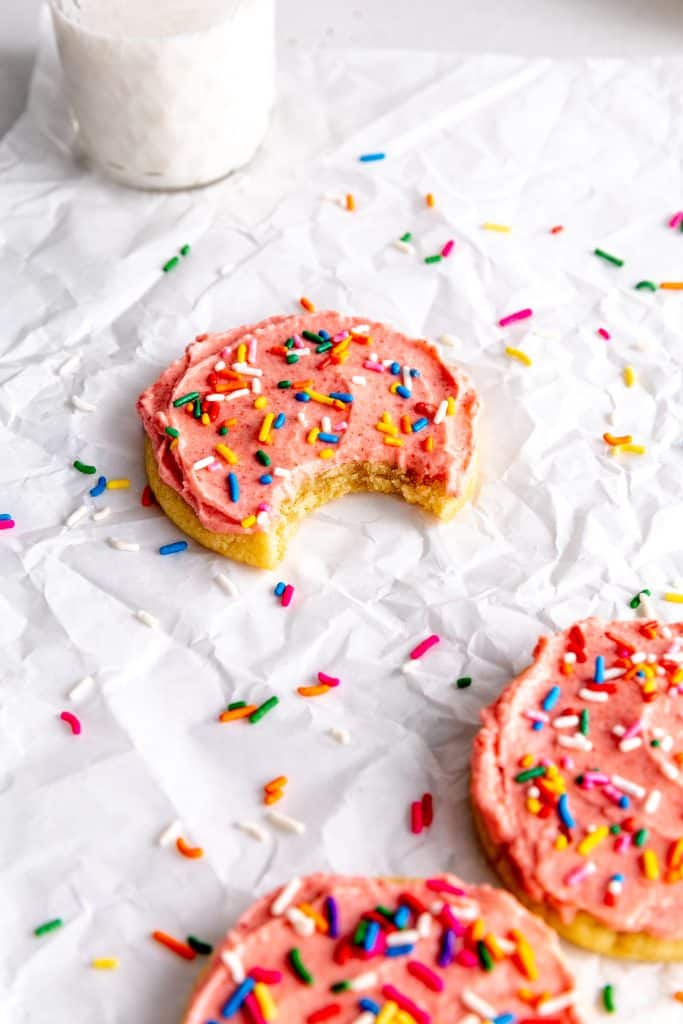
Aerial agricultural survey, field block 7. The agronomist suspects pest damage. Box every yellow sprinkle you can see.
[258,412,274,443]
[471,918,486,942]
[511,929,538,981]
[254,982,278,1021]
[389,381,400,394]
[381,411,393,423]
[526,798,541,814]
[384,436,404,447]
[624,365,636,387]
[106,479,130,490]
[423,436,434,452]
[377,1001,398,1024]
[446,395,456,415]
[505,346,532,366]
[642,848,660,881]
[241,515,257,529]
[395,1013,414,1024]
[91,958,119,970]
[237,343,247,363]
[664,592,683,604]
[170,438,178,451]
[578,824,609,856]
[215,444,238,464]
[376,422,398,436]
[319,449,334,459]
[307,428,320,444]
[555,834,569,851]
[521,753,534,768]
[304,389,336,407]
[620,443,646,455]
[254,396,267,409]
[484,932,506,960]
[483,222,511,232]
[201,412,210,425]
[546,764,559,779]
[426,192,435,208]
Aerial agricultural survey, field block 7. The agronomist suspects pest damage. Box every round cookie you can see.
[138,313,479,569]
[472,617,683,960]
[182,873,581,1023]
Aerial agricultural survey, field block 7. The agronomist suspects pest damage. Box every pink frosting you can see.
[472,618,683,938]
[137,313,479,534]
[183,873,580,1023]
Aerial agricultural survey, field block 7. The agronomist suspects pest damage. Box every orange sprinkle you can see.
[401,414,412,435]
[176,836,203,859]
[298,683,330,697]
[426,192,435,208]
[298,903,329,933]
[550,225,564,234]
[668,837,683,869]
[511,929,538,980]
[265,775,288,792]
[346,193,355,212]
[659,282,683,290]
[423,436,434,452]
[219,705,257,722]
[300,296,316,312]
[674,991,683,1003]
[264,790,284,805]
[292,379,314,390]
[152,931,196,960]
[603,432,632,446]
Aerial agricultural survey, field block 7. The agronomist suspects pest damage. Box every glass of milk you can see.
[50,0,275,190]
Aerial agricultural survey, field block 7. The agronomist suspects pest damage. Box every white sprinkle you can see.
[68,675,95,703]
[387,929,419,946]
[661,735,674,752]
[563,651,577,664]
[297,412,309,426]
[219,264,234,276]
[661,761,679,781]
[401,366,412,389]
[461,989,497,1020]
[612,724,626,737]
[328,726,350,745]
[662,625,673,639]
[221,950,245,982]
[528,785,540,799]
[558,733,593,752]
[460,1017,479,1024]
[66,505,89,528]
[537,992,576,1016]
[439,333,457,347]
[632,650,646,664]
[652,727,665,738]
[225,388,250,402]
[429,900,443,915]
[231,363,262,377]
[392,239,414,254]
[158,820,182,847]
[553,714,579,729]
[348,971,378,991]
[579,687,609,703]
[351,325,370,336]
[608,879,623,895]
[639,594,656,619]
[205,394,226,402]
[494,935,516,955]
[611,775,646,799]
[644,789,661,815]
[646,652,658,663]
[434,399,448,425]
[271,877,302,916]
[256,511,269,527]
[286,906,315,936]
[236,821,267,842]
[92,506,111,522]
[71,395,96,413]
[192,456,214,471]
[382,359,394,367]
[215,572,239,597]
[108,537,140,552]
[59,354,80,375]
[401,660,417,674]
[135,609,159,629]
[619,736,643,753]
[251,378,262,395]
[267,810,306,835]
[351,1014,375,1024]
[416,912,432,938]
[214,360,226,371]
[273,467,291,478]
[322,415,332,433]
[603,667,625,680]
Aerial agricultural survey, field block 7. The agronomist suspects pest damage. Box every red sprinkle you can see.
[411,801,423,834]
[407,960,444,992]
[151,930,196,960]
[441,239,455,258]
[307,1004,341,1023]
[550,225,564,234]
[409,634,440,660]
[141,484,157,507]
[281,584,294,608]
[59,711,82,735]
[249,967,282,984]
[597,327,611,340]
[318,672,340,687]
[421,792,434,827]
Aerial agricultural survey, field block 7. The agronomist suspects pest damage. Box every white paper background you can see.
[2,11,683,1023]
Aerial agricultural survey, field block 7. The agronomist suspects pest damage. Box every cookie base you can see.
[145,437,477,569]
[472,805,683,961]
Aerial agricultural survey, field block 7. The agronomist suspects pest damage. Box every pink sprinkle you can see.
[220,346,232,358]
[603,784,626,806]
[292,334,305,350]
[381,985,430,1024]
[622,719,642,741]
[560,755,575,771]
[439,905,466,936]
[248,338,258,362]
[208,460,222,472]
[615,834,632,854]
[525,710,549,724]
[249,967,282,984]
[441,240,455,258]
[363,360,384,373]
[409,634,440,660]
[244,993,266,1024]
[565,862,595,886]
[425,878,466,896]
[582,771,609,785]
[669,211,683,229]
[0,519,15,531]
[257,502,271,513]
[318,672,340,687]
[60,711,82,735]
[407,960,443,993]
[335,421,348,432]
[411,801,423,834]
[597,327,610,340]
[498,307,533,328]
[332,331,350,342]
[455,948,478,968]
[281,585,294,608]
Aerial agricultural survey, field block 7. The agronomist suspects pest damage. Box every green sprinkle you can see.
[331,981,351,993]
[186,935,212,955]
[172,391,199,408]
[163,256,180,273]
[424,254,442,264]
[634,828,648,848]
[316,341,333,353]
[289,947,314,985]
[594,248,624,267]
[400,232,412,242]
[456,676,472,689]
[218,425,229,436]
[514,766,546,783]
[73,460,96,475]
[286,353,299,364]
[228,701,247,711]
[34,918,63,937]
[179,244,191,257]
[256,450,271,466]
[164,426,180,439]
[651,738,661,748]
[193,401,202,419]
[602,983,616,1013]
[277,380,291,389]
[375,905,394,921]
[249,696,279,724]
[302,330,324,344]
[284,338,295,349]
[352,920,367,944]
[580,708,589,736]
[609,824,621,835]
[477,940,494,971]
[629,588,651,609]
[634,280,657,291]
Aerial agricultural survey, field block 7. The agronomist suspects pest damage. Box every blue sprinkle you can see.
[89,475,107,497]
[318,432,339,444]
[329,392,353,403]
[221,977,255,1018]
[274,581,286,596]
[259,474,273,485]
[324,895,339,938]
[390,361,401,375]
[363,920,380,951]
[411,417,429,433]
[396,385,411,399]
[409,368,420,378]
[438,927,455,967]
[318,329,331,341]
[542,685,561,712]
[274,412,286,429]
[532,720,543,731]
[227,472,239,503]
[0,514,11,521]
[594,654,605,683]
[359,152,385,162]
[159,541,188,556]
[636,670,646,679]
[385,943,414,957]
[558,793,575,829]
[295,392,311,402]
[619,795,630,809]
[611,873,625,883]
[393,904,410,929]
[359,999,380,1014]
[494,1015,516,1024]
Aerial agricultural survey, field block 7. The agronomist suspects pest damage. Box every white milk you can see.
[50,0,275,189]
